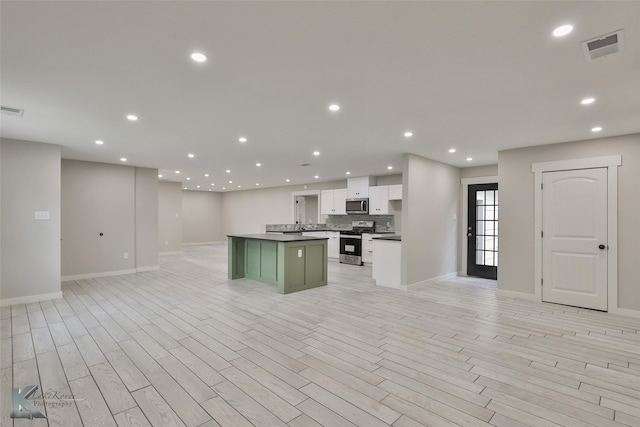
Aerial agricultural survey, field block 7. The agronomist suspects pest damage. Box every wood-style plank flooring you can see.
[1,243,639,426]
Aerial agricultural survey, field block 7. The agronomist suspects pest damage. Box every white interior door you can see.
[542,168,608,310]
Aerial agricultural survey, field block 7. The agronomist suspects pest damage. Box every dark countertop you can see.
[267,229,396,234]
[228,234,329,242]
[372,235,402,241]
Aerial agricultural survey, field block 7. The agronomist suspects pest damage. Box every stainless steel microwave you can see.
[346,198,369,215]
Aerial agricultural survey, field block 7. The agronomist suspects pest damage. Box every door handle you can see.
[598,244,606,250]
[467,233,472,237]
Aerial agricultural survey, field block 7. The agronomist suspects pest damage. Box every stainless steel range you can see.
[339,220,375,265]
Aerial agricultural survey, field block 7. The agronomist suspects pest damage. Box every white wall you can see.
[1,139,62,305]
[182,190,224,244]
[401,153,460,287]
[158,181,183,253]
[135,167,159,270]
[221,180,348,234]
[61,160,158,277]
[498,133,640,312]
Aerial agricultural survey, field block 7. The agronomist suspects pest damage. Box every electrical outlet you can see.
[124,253,129,259]
[35,211,50,220]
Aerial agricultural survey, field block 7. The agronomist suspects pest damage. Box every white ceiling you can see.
[2,1,639,192]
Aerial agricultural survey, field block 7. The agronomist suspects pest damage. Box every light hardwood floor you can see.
[1,243,639,426]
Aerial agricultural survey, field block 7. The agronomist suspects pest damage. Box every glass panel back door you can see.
[467,183,498,279]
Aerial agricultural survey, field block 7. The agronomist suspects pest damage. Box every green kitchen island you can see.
[227,234,328,294]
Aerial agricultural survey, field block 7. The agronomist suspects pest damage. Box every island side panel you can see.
[228,236,245,279]
[281,239,328,294]
[245,240,279,286]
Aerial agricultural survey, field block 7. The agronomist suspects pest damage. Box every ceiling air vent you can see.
[1,105,24,117]
[582,29,625,61]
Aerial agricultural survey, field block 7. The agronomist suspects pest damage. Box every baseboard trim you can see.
[496,289,539,301]
[136,265,160,273]
[1,291,63,307]
[182,241,225,246]
[61,269,137,282]
[609,307,640,319]
[405,272,458,291]
[159,251,183,255]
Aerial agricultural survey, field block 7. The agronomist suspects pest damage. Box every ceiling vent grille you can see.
[1,105,24,117]
[582,29,625,61]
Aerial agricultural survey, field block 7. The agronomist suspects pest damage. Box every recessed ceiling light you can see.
[204,173,209,177]
[225,169,231,173]
[228,180,232,183]
[387,166,393,170]
[126,114,138,121]
[95,140,104,145]
[591,126,603,132]
[256,163,261,167]
[186,177,191,180]
[158,174,163,178]
[188,153,195,158]
[313,151,320,156]
[404,131,413,138]
[120,157,127,162]
[553,24,573,37]
[237,185,241,188]
[197,185,200,188]
[285,179,290,182]
[211,183,215,186]
[238,137,247,143]
[466,157,473,161]
[190,52,207,62]
[346,171,351,175]
[314,175,319,179]
[222,187,226,190]
[208,189,212,192]
[256,183,260,186]
[184,187,188,190]
[449,148,456,153]
[175,170,180,174]
[581,97,595,105]
[328,104,340,112]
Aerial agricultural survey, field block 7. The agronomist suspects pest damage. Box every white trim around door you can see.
[532,155,621,312]
[461,176,498,277]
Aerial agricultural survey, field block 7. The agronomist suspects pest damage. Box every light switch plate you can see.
[35,211,50,220]
[298,249,303,257]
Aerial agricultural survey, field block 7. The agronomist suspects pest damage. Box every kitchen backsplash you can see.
[266,214,394,232]
[327,214,394,231]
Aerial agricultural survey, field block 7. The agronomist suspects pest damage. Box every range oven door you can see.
[339,236,363,265]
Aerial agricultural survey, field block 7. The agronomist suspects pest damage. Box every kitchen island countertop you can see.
[227,233,329,242]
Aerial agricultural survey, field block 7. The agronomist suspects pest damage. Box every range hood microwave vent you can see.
[1,105,24,117]
[582,29,625,61]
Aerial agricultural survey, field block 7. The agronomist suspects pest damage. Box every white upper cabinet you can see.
[347,176,374,198]
[388,184,403,200]
[369,186,390,215]
[321,189,347,215]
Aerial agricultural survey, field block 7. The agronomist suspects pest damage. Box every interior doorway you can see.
[291,190,320,225]
[294,195,319,225]
[467,183,498,280]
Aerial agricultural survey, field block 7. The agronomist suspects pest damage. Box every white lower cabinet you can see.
[362,233,382,263]
[328,232,340,259]
[373,239,401,289]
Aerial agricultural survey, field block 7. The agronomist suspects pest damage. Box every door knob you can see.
[598,244,606,250]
